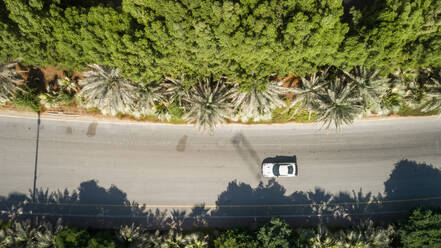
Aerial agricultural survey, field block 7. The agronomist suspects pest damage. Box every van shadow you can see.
[262,156,297,164]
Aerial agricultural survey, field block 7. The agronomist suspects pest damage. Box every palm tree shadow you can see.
[231,133,262,180]
[0,180,170,229]
[204,159,441,228]
[2,159,441,229]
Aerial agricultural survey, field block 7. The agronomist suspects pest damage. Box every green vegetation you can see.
[0,0,440,132]
[77,64,138,116]
[182,78,235,135]
[0,216,410,248]
[12,87,41,112]
[232,80,287,122]
[39,77,78,109]
[399,208,441,248]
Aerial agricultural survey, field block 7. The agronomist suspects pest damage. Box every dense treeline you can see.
[1,0,440,86]
[2,208,441,247]
[1,0,440,132]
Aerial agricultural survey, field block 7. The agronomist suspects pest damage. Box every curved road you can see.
[1,113,440,208]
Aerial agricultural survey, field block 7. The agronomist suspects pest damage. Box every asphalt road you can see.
[0,113,441,227]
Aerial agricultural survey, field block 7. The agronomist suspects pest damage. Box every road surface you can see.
[0,112,440,227]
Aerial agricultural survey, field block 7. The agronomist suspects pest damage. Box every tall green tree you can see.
[341,0,441,72]
[399,208,441,248]
[122,0,348,87]
[256,218,292,248]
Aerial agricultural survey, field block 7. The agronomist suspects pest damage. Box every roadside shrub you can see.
[256,218,292,248]
[12,87,41,112]
[399,208,441,248]
[213,229,257,248]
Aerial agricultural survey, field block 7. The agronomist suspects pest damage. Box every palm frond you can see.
[316,78,363,130]
[0,63,24,104]
[287,69,329,119]
[130,82,165,118]
[162,76,188,107]
[117,224,146,247]
[78,64,138,116]
[343,66,390,113]
[183,78,235,135]
[422,77,441,114]
[232,79,287,122]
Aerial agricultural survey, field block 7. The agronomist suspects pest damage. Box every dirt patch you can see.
[280,74,301,100]
[71,71,85,82]
[40,66,67,91]
[14,64,67,92]
[14,64,30,83]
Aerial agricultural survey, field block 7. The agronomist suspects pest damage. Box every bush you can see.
[213,229,257,248]
[55,228,117,248]
[256,218,292,248]
[55,228,91,248]
[12,88,41,112]
[399,208,441,248]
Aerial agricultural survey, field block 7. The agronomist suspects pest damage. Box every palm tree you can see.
[161,230,208,248]
[117,224,146,247]
[232,79,287,122]
[315,77,363,130]
[0,63,24,104]
[303,226,336,248]
[162,76,188,107]
[183,77,235,135]
[422,74,441,115]
[287,68,329,120]
[33,219,64,248]
[335,220,394,248]
[1,219,64,248]
[154,103,172,121]
[343,66,390,113]
[130,82,165,118]
[77,64,138,116]
[2,220,35,247]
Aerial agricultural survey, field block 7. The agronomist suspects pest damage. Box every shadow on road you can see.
[204,159,441,228]
[1,159,441,230]
[0,180,170,229]
[231,133,262,180]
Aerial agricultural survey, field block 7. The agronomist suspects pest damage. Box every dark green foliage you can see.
[341,0,441,72]
[1,0,438,89]
[12,87,41,112]
[399,208,441,248]
[256,218,292,248]
[213,229,257,248]
[1,0,347,87]
[122,0,347,88]
[55,228,91,248]
[1,0,151,82]
[87,232,116,248]
[55,228,116,248]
